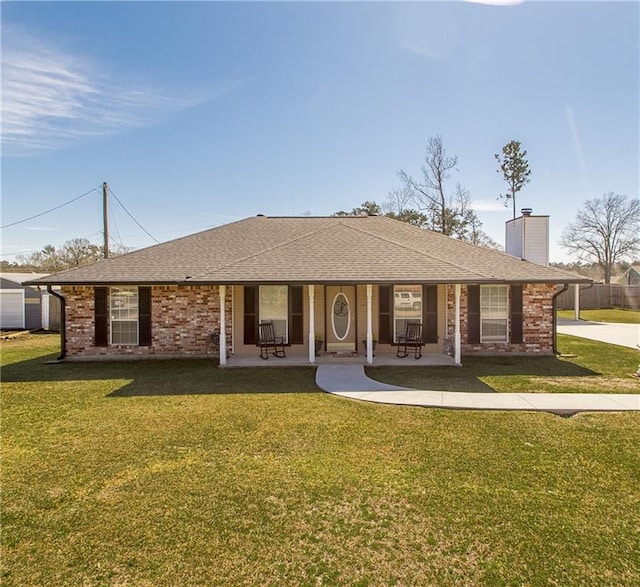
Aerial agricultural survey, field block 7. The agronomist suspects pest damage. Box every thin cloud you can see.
[1,26,235,156]
[472,200,508,212]
[566,106,593,200]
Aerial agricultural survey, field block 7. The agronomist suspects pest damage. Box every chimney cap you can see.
[521,208,532,216]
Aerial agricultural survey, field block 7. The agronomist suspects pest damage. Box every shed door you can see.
[325,286,356,352]
[0,291,25,329]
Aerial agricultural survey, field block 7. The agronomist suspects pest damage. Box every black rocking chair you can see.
[396,321,423,359]
[258,321,286,360]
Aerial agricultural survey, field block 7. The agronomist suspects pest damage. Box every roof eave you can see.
[31,277,594,287]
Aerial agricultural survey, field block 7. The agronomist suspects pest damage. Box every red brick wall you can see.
[62,285,231,358]
[62,283,556,358]
[446,284,555,355]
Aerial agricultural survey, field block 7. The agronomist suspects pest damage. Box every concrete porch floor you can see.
[221,350,458,368]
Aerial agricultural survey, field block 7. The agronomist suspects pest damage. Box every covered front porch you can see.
[221,348,458,368]
[216,283,463,367]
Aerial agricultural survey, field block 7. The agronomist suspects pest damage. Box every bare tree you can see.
[16,238,130,272]
[398,135,459,235]
[560,192,640,283]
[384,186,429,227]
[59,238,102,267]
[395,136,496,246]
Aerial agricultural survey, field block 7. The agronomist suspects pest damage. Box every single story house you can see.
[28,215,590,365]
[0,273,60,331]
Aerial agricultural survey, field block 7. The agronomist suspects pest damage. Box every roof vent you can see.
[521,208,532,217]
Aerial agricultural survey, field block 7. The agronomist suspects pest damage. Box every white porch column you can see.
[41,293,50,330]
[574,284,580,321]
[219,285,227,366]
[366,284,373,365]
[308,285,315,364]
[454,284,461,365]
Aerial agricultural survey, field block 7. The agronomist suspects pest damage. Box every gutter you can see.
[47,285,66,360]
[552,283,569,355]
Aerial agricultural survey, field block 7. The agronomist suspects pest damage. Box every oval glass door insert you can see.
[332,292,350,341]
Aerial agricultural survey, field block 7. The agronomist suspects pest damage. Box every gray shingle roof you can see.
[27,216,591,286]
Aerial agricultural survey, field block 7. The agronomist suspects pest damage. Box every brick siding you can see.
[446,283,555,355]
[63,285,231,358]
[62,282,556,359]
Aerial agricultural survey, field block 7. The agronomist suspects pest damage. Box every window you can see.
[259,286,288,343]
[110,287,139,345]
[393,285,422,342]
[481,285,508,342]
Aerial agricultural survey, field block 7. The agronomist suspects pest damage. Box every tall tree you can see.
[495,140,532,219]
[398,135,460,235]
[560,192,640,283]
[394,135,496,246]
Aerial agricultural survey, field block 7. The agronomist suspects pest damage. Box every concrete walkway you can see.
[315,365,640,415]
[557,318,640,349]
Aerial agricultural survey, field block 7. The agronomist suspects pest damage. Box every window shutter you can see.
[289,286,303,344]
[243,286,258,345]
[94,287,108,347]
[423,285,438,343]
[139,287,152,346]
[378,286,392,344]
[467,285,480,344]
[510,285,524,344]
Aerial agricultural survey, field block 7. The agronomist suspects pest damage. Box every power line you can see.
[1,186,101,229]
[108,187,160,244]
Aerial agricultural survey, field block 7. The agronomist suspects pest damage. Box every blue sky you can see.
[2,0,638,263]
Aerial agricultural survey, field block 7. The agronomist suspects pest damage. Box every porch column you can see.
[366,284,373,365]
[219,285,227,366]
[574,284,580,320]
[308,285,315,364]
[454,284,461,365]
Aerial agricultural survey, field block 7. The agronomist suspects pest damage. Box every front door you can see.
[325,286,356,352]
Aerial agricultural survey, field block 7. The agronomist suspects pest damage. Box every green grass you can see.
[369,334,640,394]
[2,334,640,586]
[558,308,640,324]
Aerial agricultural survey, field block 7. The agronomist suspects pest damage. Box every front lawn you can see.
[2,334,639,586]
[557,308,640,324]
[369,334,640,393]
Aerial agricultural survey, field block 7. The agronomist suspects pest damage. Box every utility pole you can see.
[102,182,109,259]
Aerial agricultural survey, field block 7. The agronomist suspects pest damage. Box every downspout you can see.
[552,283,569,355]
[47,285,66,360]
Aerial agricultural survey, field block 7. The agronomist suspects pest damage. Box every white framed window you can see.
[259,285,288,343]
[481,285,508,342]
[393,285,422,342]
[110,287,139,345]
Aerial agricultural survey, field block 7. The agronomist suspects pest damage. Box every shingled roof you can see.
[27,215,590,286]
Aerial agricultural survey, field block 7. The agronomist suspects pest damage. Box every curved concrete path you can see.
[315,365,640,415]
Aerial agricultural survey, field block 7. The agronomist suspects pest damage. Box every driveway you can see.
[557,318,640,350]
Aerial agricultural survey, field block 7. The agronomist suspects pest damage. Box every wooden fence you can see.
[556,284,640,311]
[48,296,61,331]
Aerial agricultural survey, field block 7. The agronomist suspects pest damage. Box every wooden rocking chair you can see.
[258,321,286,360]
[396,320,423,359]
